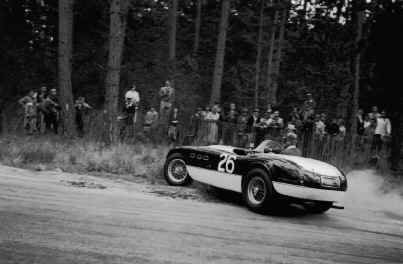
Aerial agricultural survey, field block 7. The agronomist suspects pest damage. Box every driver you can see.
[280,133,302,156]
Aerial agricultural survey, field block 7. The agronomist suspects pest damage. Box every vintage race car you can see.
[163,140,347,214]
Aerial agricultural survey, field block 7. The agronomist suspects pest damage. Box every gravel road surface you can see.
[0,166,402,264]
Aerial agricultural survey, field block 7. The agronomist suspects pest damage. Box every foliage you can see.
[0,135,168,181]
[0,1,402,163]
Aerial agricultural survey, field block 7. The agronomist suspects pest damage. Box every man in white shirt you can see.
[372,110,391,155]
[125,83,140,108]
[122,83,140,135]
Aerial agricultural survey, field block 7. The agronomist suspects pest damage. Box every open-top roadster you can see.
[163,140,347,213]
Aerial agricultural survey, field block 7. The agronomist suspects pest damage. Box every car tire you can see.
[164,153,192,186]
[306,201,333,214]
[243,168,275,213]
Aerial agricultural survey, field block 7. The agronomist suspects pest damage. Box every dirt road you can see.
[0,165,402,264]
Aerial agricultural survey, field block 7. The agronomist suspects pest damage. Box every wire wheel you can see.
[247,176,267,206]
[167,158,188,184]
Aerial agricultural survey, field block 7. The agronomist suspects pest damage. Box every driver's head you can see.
[285,133,298,147]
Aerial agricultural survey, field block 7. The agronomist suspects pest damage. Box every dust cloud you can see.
[345,170,403,214]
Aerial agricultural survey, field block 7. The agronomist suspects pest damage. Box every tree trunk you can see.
[270,4,287,105]
[254,0,265,108]
[265,10,278,104]
[168,0,178,80]
[58,0,76,137]
[193,0,202,54]
[105,0,129,143]
[350,2,364,148]
[210,0,231,105]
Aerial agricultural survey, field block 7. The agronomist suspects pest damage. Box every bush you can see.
[18,142,56,164]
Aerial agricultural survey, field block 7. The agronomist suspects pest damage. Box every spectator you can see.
[326,118,340,136]
[247,108,261,147]
[266,104,273,115]
[204,106,212,118]
[168,107,180,144]
[222,103,238,145]
[260,110,271,125]
[43,93,60,134]
[372,110,391,155]
[74,96,92,137]
[356,109,364,136]
[190,107,203,142]
[314,114,326,138]
[37,86,48,133]
[159,80,174,124]
[198,106,212,144]
[281,133,302,156]
[256,111,271,145]
[363,114,373,140]
[143,107,159,134]
[301,113,315,156]
[18,90,38,135]
[236,108,249,147]
[337,119,346,140]
[267,110,284,139]
[124,83,140,115]
[302,92,315,121]
[122,83,140,137]
[290,106,302,131]
[49,88,59,105]
[284,123,298,141]
[205,105,220,144]
[371,106,381,119]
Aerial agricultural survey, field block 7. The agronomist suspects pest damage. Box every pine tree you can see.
[104,0,129,143]
[58,0,76,137]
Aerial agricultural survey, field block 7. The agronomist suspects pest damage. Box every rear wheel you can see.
[164,153,192,186]
[305,201,333,214]
[243,168,275,213]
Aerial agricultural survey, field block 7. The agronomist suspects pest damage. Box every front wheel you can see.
[164,153,192,186]
[243,168,275,213]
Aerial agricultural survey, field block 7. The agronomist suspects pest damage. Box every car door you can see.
[187,148,242,193]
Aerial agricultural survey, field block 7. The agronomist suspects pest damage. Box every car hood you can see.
[256,153,342,177]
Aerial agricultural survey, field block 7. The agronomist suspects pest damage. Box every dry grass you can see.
[0,135,169,182]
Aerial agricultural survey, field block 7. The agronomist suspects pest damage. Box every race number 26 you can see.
[218,154,237,174]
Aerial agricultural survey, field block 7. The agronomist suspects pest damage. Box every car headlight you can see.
[320,176,341,188]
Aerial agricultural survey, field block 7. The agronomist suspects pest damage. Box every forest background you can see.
[0,0,402,170]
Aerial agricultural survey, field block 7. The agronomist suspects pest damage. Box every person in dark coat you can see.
[246,109,261,147]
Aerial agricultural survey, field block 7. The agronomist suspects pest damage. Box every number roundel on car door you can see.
[217,153,237,174]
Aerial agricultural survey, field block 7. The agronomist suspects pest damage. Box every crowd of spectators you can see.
[17,83,392,159]
[186,93,392,158]
[18,86,91,136]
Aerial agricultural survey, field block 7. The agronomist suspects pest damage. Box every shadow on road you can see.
[201,185,328,218]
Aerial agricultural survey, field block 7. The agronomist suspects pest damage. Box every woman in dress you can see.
[205,106,220,144]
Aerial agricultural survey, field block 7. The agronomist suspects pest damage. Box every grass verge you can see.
[0,135,168,183]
